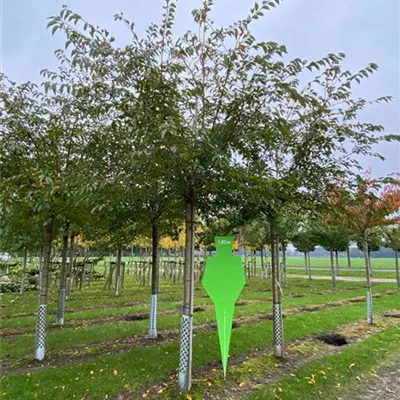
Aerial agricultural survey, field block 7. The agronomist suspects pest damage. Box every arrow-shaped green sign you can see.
[202,236,246,377]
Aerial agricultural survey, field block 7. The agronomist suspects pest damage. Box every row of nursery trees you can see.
[5,201,400,294]
[1,0,400,390]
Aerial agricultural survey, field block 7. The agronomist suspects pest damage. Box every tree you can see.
[43,0,398,384]
[338,176,400,324]
[355,227,383,272]
[241,218,270,278]
[0,77,63,360]
[313,224,349,287]
[0,62,100,357]
[234,43,396,358]
[291,228,318,279]
[46,0,300,389]
[382,225,400,289]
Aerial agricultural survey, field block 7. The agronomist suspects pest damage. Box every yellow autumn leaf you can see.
[186,394,193,400]
[239,382,246,388]
[113,370,118,376]
[90,371,94,375]
[206,381,212,387]
[349,363,356,369]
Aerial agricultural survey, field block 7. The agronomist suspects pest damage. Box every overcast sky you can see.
[1,0,399,177]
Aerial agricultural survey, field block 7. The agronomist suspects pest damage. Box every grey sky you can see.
[1,0,399,177]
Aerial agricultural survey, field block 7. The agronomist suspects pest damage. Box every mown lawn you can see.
[1,274,399,400]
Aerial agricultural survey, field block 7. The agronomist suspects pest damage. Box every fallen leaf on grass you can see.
[306,374,316,385]
[239,382,246,388]
[113,369,118,376]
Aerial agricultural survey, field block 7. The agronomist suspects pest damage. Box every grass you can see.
[286,268,397,279]
[247,325,400,399]
[1,279,393,331]
[1,291,400,399]
[1,271,399,400]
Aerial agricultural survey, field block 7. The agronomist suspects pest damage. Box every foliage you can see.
[291,228,319,253]
[355,228,383,253]
[337,175,400,234]
[382,225,400,252]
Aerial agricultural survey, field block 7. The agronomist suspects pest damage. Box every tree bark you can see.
[66,234,75,301]
[304,252,308,275]
[56,232,69,325]
[368,250,373,277]
[306,249,312,280]
[149,222,160,338]
[115,249,122,296]
[34,218,54,360]
[19,247,28,295]
[330,250,336,289]
[335,250,340,276]
[79,245,89,290]
[260,245,265,278]
[282,244,288,286]
[38,247,43,291]
[178,201,195,390]
[362,230,373,324]
[346,245,351,268]
[270,216,284,358]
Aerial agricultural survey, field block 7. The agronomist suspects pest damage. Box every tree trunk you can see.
[362,230,373,324]
[178,201,195,390]
[38,247,44,291]
[270,216,284,358]
[304,252,308,275]
[56,232,69,325]
[253,250,257,277]
[121,262,126,288]
[307,250,312,280]
[149,222,160,339]
[335,250,340,276]
[115,249,122,296]
[330,250,336,289]
[19,247,28,295]
[346,245,351,268]
[282,244,287,287]
[79,246,89,290]
[245,249,250,280]
[260,245,265,279]
[395,250,400,291]
[34,218,54,360]
[368,250,373,277]
[104,264,115,290]
[66,234,75,301]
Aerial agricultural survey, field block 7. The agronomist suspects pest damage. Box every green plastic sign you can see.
[202,236,246,377]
